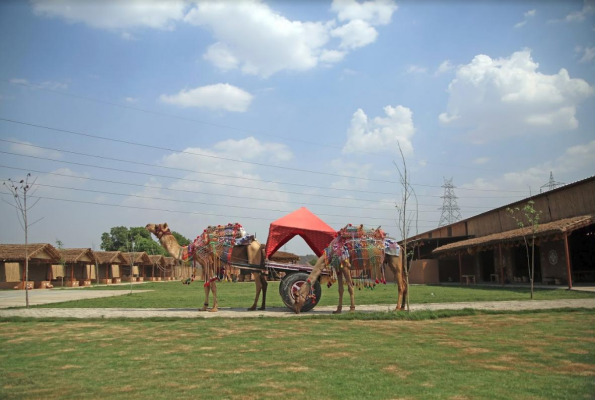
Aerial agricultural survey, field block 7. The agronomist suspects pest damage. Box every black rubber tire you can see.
[279,272,321,312]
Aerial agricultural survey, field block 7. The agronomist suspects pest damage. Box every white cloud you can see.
[343,105,416,156]
[434,60,454,76]
[159,83,253,113]
[562,0,593,22]
[212,137,293,163]
[184,1,332,78]
[31,0,187,31]
[473,157,490,165]
[121,32,137,41]
[579,46,595,63]
[406,64,427,74]
[515,9,536,28]
[461,140,595,195]
[329,159,373,191]
[185,0,396,78]
[331,19,378,49]
[439,50,594,141]
[10,78,68,90]
[320,49,347,63]
[124,97,138,103]
[331,0,398,25]
[7,139,62,159]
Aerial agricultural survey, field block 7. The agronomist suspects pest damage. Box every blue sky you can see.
[0,0,594,255]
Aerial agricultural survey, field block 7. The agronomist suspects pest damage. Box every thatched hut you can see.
[120,252,151,282]
[0,244,61,289]
[163,256,178,280]
[146,255,165,281]
[93,251,127,285]
[56,248,97,287]
[270,250,300,264]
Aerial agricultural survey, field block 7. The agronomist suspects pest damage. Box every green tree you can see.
[507,201,543,299]
[100,226,190,257]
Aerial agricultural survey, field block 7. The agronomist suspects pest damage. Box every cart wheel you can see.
[279,272,321,312]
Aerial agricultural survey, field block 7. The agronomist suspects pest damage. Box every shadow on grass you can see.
[1,307,593,324]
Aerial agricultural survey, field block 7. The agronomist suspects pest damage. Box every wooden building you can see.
[56,248,97,287]
[403,175,595,287]
[94,251,127,285]
[146,255,165,281]
[0,244,61,289]
[120,252,152,282]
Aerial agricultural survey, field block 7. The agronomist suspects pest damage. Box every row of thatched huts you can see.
[0,244,190,290]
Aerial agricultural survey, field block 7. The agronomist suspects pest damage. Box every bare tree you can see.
[507,201,542,299]
[3,174,43,308]
[393,142,419,311]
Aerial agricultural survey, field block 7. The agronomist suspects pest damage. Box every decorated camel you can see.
[294,224,406,314]
[146,223,268,312]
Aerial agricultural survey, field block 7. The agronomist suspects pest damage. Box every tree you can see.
[507,201,542,299]
[2,174,43,308]
[55,239,67,288]
[393,142,419,312]
[100,226,190,257]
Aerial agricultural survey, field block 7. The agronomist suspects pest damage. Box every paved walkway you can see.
[1,298,594,319]
[0,289,153,309]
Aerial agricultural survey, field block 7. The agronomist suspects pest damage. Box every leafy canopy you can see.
[100,226,190,256]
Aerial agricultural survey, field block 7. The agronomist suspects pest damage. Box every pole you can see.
[564,233,573,289]
[458,251,463,285]
[499,243,504,286]
[24,190,29,308]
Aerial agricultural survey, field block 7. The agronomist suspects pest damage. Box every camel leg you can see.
[333,270,344,314]
[387,255,406,311]
[259,274,268,310]
[199,285,210,311]
[342,263,356,312]
[209,281,218,312]
[248,272,262,311]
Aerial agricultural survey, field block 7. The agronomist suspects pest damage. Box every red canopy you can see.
[265,207,337,259]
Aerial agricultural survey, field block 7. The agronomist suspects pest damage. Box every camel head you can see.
[293,286,309,314]
[145,223,171,240]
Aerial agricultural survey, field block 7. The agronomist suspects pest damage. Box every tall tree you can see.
[100,226,190,257]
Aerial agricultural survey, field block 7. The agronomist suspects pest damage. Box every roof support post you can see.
[564,232,573,289]
[499,243,504,286]
[458,251,463,285]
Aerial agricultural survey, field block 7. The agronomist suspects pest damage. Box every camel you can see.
[146,223,268,312]
[294,228,406,314]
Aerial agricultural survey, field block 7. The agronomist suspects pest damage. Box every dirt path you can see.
[1,298,594,319]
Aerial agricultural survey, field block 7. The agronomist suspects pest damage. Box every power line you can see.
[4,79,395,159]
[0,192,441,229]
[0,181,443,223]
[6,79,521,175]
[0,116,528,193]
[0,165,496,213]
[0,152,526,208]
[0,139,524,199]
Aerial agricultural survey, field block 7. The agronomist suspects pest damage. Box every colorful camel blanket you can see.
[181,223,249,262]
[323,225,386,270]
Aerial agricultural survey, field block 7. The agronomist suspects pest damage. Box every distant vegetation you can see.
[100,226,190,257]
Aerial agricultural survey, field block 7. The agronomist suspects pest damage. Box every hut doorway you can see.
[513,245,542,283]
[569,224,595,283]
[479,250,495,282]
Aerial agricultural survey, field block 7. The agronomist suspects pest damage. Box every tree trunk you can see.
[24,193,29,309]
[530,236,535,300]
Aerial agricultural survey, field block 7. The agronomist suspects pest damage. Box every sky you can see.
[0,0,594,255]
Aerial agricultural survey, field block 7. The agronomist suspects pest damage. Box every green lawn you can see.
[1,310,594,399]
[31,281,595,309]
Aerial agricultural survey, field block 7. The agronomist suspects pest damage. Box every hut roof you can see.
[148,255,165,266]
[433,214,594,256]
[58,248,97,263]
[270,250,300,263]
[0,243,61,262]
[121,252,152,265]
[94,251,127,265]
[164,257,176,267]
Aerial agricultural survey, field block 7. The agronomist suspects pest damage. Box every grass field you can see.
[31,281,595,309]
[1,310,594,399]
